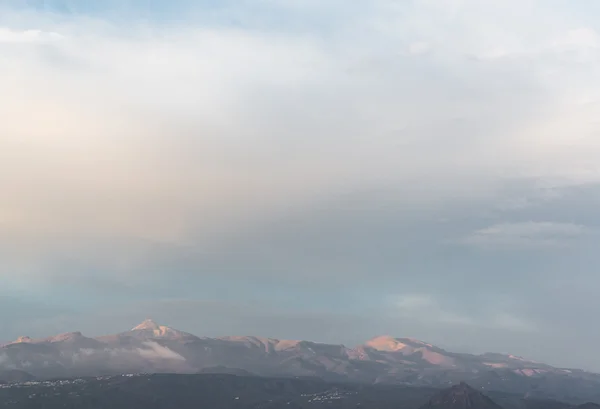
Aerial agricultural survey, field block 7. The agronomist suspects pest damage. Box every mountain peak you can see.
[364,336,455,367]
[45,332,84,343]
[132,319,161,331]
[404,337,434,347]
[127,320,195,340]
[365,336,433,351]
[365,335,407,351]
[420,382,502,409]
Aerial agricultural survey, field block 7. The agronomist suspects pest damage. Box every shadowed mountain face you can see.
[2,321,600,403]
[420,382,502,409]
[0,370,35,385]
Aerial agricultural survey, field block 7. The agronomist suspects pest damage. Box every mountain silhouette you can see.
[419,382,503,409]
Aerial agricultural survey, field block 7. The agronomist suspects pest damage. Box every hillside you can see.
[0,375,569,409]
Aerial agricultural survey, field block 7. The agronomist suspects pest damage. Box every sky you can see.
[1,0,600,370]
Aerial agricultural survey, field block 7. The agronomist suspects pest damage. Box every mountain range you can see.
[2,320,600,403]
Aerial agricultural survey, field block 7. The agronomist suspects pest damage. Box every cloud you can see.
[463,222,588,249]
[0,27,62,43]
[136,342,186,362]
[66,341,187,375]
[0,22,354,283]
[408,41,431,55]
[555,27,600,50]
[392,294,534,332]
[394,294,475,326]
[490,313,534,333]
[1,0,600,371]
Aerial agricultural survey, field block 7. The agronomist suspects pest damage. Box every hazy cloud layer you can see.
[1,0,600,370]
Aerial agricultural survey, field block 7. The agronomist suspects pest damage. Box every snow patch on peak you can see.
[484,362,509,368]
[419,349,456,367]
[129,319,194,340]
[365,336,410,352]
[274,340,304,351]
[15,336,32,343]
[220,337,319,353]
[404,338,434,348]
[132,319,161,331]
[364,336,455,367]
[508,354,537,363]
[365,336,434,352]
[480,352,539,365]
[514,368,547,377]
